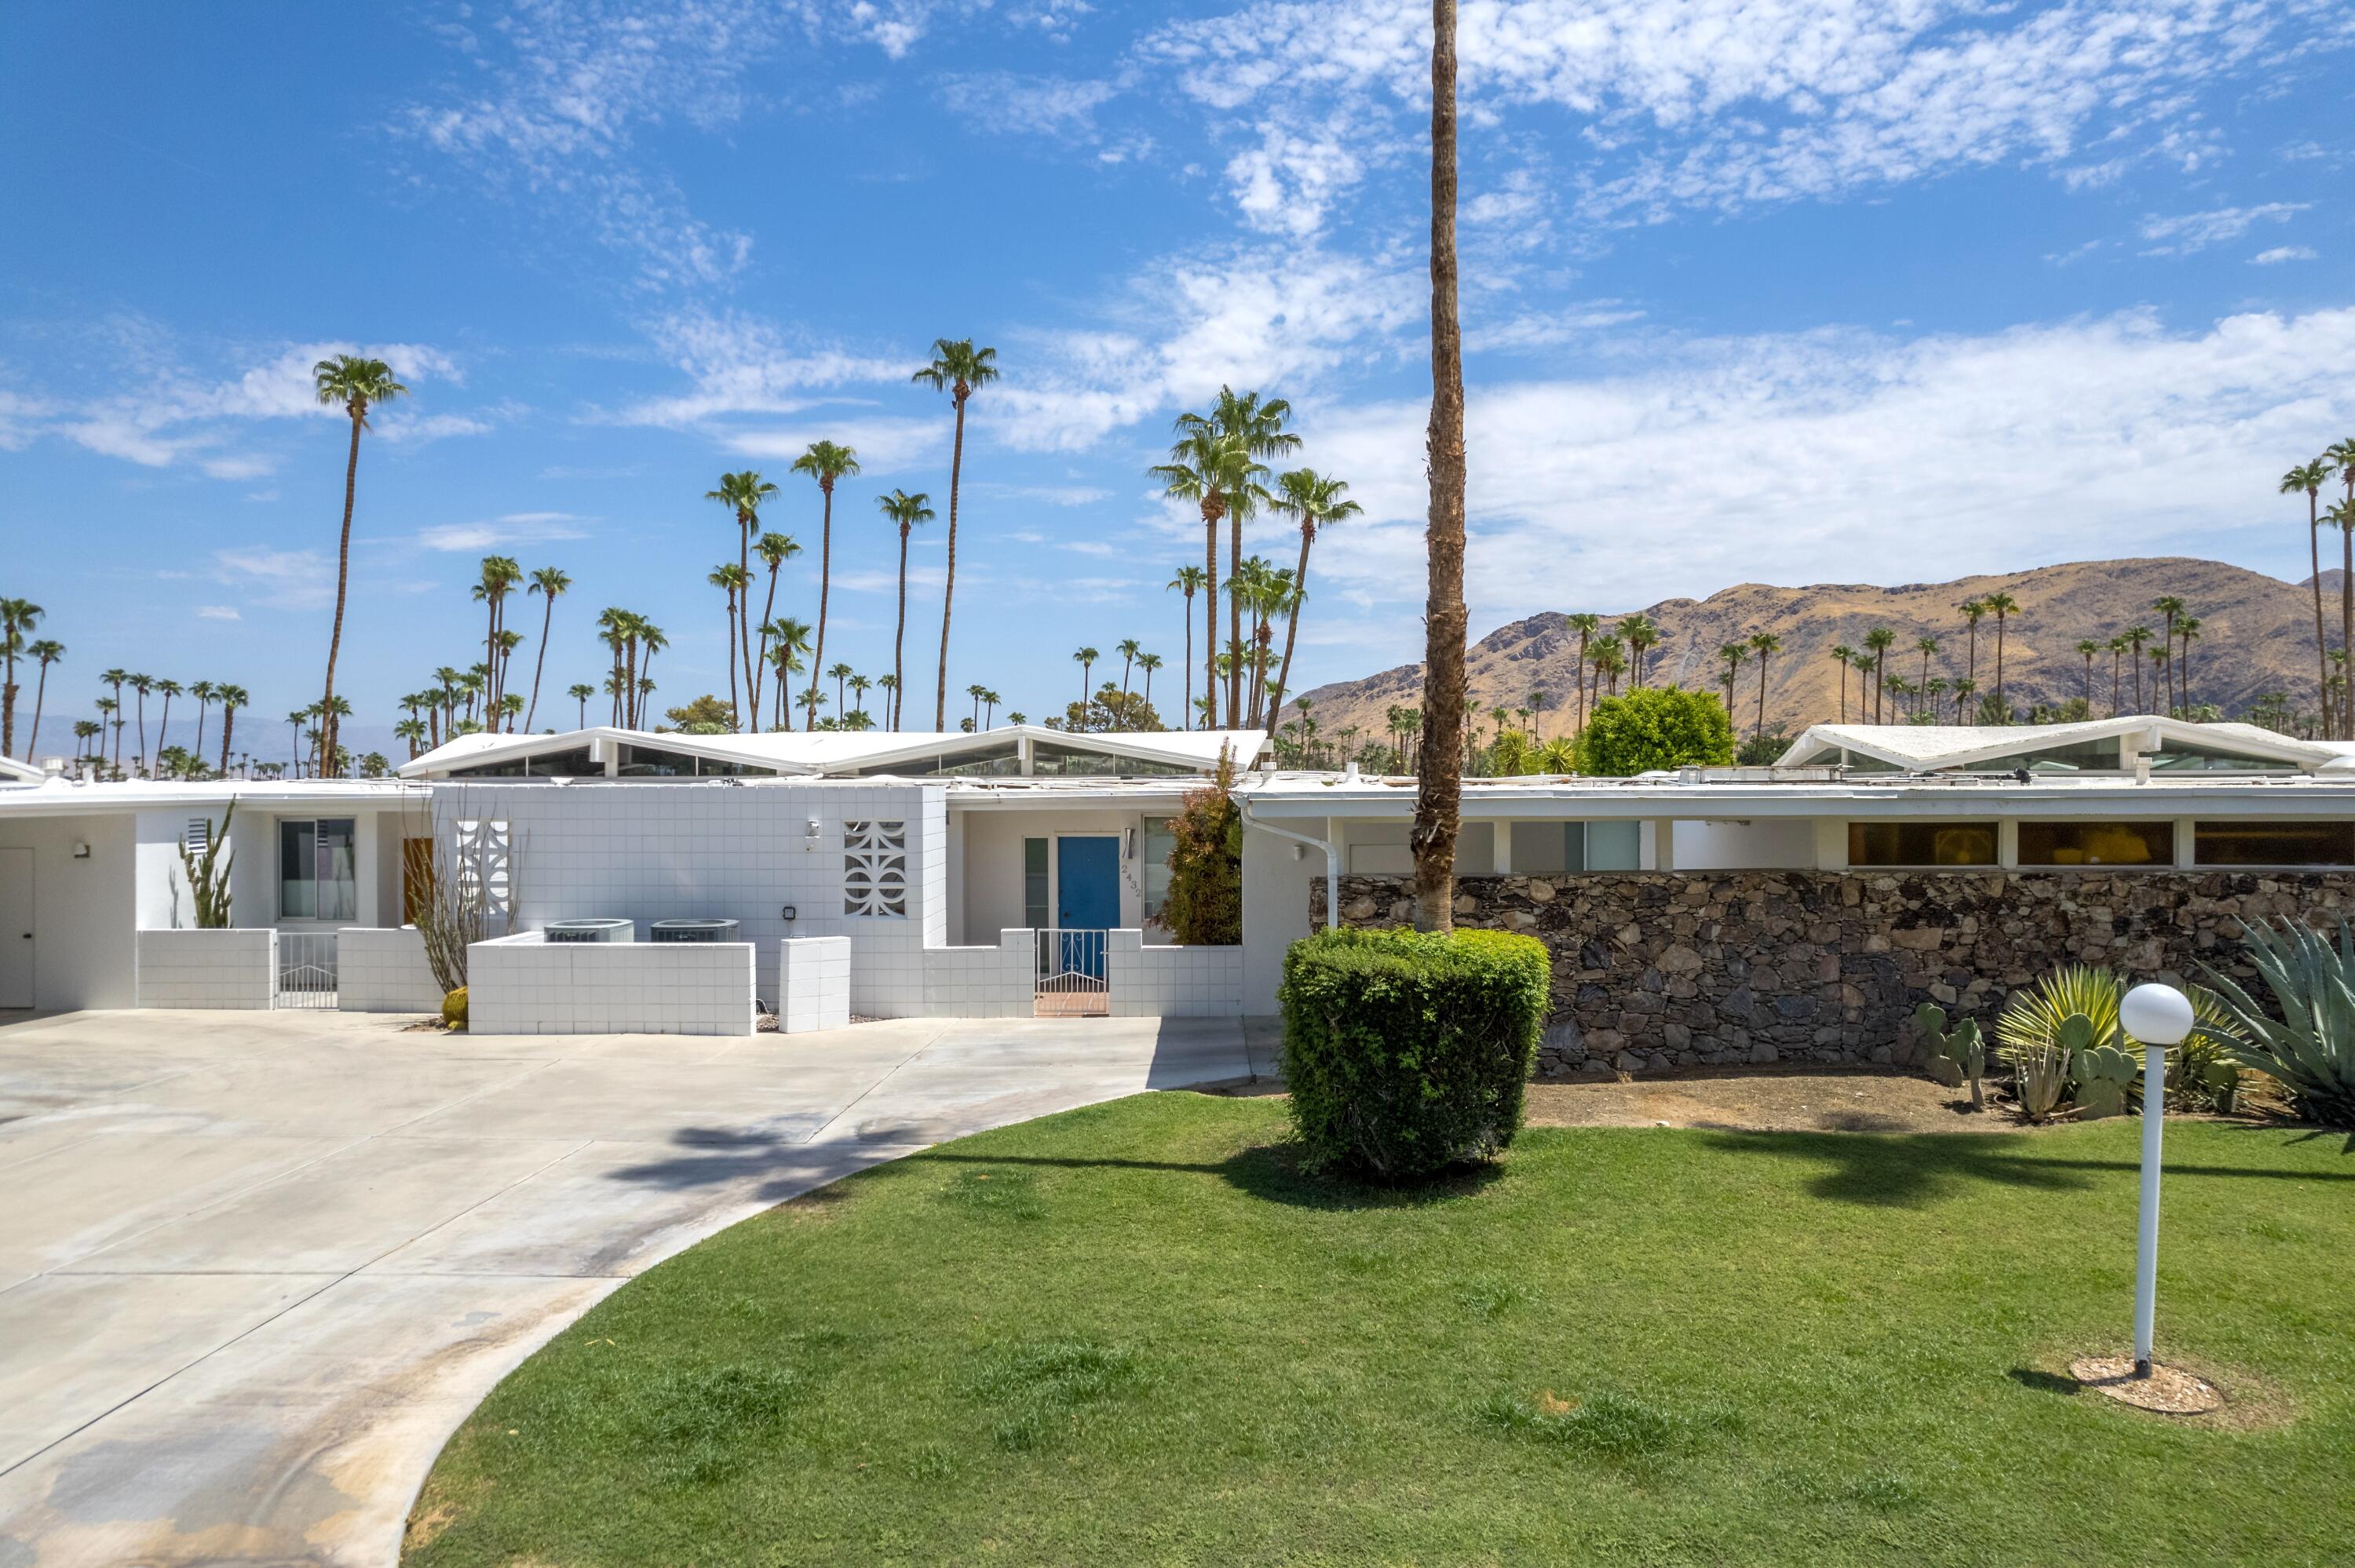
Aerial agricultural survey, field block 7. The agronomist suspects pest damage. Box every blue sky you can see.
[2,0,2350,758]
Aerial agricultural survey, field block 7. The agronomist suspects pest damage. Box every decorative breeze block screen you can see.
[844,819,909,917]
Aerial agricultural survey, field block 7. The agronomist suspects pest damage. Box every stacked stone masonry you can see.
[1313,871,2355,1077]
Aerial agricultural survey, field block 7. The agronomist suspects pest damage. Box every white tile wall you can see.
[776,935,852,1034]
[135,928,276,1010]
[467,932,757,1036]
[338,926,444,1012]
[904,928,1034,1019]
[1108,928,1246,1018]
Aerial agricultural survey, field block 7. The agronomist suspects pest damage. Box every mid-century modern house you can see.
[5,716,2354,1066]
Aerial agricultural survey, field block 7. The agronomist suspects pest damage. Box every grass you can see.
[404,1095,2355,1566]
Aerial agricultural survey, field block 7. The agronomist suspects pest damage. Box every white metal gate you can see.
[1035,928,1109,1017]
[276,932,338,1010]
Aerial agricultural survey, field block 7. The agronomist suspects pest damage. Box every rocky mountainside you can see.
[1291,557,2335,744]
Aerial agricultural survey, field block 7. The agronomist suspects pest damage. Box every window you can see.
[857,740,1021,778]
[2018,821,2172,866]
[183,818,210,852]
[1848,821,1998,867]
[1141,817,1176,919]
[2148,739,2297,774]
[1956,738,2124,773]
[448,746,601,780]
[1583,820,1641,871]
[2193,820,2355,867]
[1023,837,1050,929]
[279,818,356,920]
[615,745,774,778]
[1031,742,1196,778]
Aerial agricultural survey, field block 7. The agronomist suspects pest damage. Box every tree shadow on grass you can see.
[921,1142,1509,1211]
[1697,1127,2355,1209]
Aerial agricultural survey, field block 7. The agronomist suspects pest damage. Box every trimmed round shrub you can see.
[442,986,469,1030]
[1279,927,1550,1180]
[1574,686,1733,776]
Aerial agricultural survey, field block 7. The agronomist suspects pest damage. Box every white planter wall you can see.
[1108,931,1246,1017]
[909,928,1035,1019]
[135,928,276,1010]
[338,926,444,1013]
[776,935,851,1034]
[468,932,757,1037]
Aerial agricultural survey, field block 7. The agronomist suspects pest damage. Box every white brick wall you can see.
[338,926,444,1012]
[905,928,1034,1019]
[135,928,276,1010]
[1108,929,1246,1018]
[776,935,852,1034]
[467,932,757,1036]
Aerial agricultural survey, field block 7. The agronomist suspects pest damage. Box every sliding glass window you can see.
[279,818,357,921]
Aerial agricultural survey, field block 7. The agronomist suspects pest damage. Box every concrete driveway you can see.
[0,1008,1265,1566]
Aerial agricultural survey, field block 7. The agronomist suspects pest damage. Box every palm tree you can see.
[311,356,408,774]
[872,490,931,731]
[0,597,40,757]
[1167,565,1211,727]
[1072,647,1098,713]
[875,673,900,731]
[2124,624,2152,710]
[1115,638,1143,702]
[1179,389,1301,724]
[216,686,247,775]
[470,556,522,726]
[71,719,98,768]
[1747,633,1780,739]
[1981,591,2020,720]
[568,682,595,729]
[1007,710,1027,726]
[1827,643,1854,722]
[709,563,750,726]
[1590,636,1626,705]
[1136,651,1163,723]
[1862,627,1896,724]
[827,661,855,717]
[705,470,780,725]
[127,674,152,773]
[2283,459,2335,736]
[154,678,182,766]
[2176,616,2203,712]
[1950,677,1976,725]
[739,531,800,723]
[97,669,127,767]
[765,618,812,729]
[788,441,862,731]
[1564,613,1601,731]
[1265,468,1362,737]
[1619,614,1658,687]
[912,338,1000,730]
[982,690,1000,728]
[2149,595,2185,714]
[968,682,989,729]
[2075,640,2102,708]
[287,709,309,775]
[1154,432,1265,729]
[1718,642,1747,715]
[2328,439,2355,735]
[24,638,63,760]
[93,697,118,771]
[2106,635,2127,716]
[520,566,571,731]
[2150,644,2171,718]
[849,673,872,719]
[394,717,426,758]
[1914,636,1938,698]
[1959,599,1986,686]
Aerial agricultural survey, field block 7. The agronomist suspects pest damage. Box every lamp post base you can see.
[2068,1356,2222,1414]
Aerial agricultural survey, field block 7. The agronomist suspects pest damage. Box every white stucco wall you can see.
[776,935,852,1033]
[468,932,757,1036]
[1241,822,1320,1014]
[0,811,136,1011]
[1672,818,1820,870]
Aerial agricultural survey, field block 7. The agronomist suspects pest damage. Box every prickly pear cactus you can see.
[2072,1041,2138,1119]
[1914,1002,1987,1109]
[2201,1059,2240,1114]
[2054,1012,2096,1055]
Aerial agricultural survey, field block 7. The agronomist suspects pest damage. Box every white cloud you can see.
[973,483,1115,506]
[721,416,943,472]
[1466,302,1646,353]
[1289,306,2355,665]
[608,309,907,426]
[939,72,1121,138]
[210,547,334,610]
[2251,245,2318,265]
[196,605,242,621]
[2138,202,2309,256]
[1137,0,2339,234]
[415,512,591,552]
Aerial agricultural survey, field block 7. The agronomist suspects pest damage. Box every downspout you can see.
[1241,805,1342,932]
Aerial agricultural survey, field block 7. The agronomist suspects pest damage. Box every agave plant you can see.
[2198,918,2355,1129]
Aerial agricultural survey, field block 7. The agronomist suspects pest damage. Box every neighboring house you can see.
[3,717,2352,1040]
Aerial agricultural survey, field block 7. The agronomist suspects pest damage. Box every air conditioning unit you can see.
[545,918,635,943]
[649,917,741,943]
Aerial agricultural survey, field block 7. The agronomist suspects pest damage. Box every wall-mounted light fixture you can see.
[804,818,822,849]
[71,842,91,859]
[780,904,798,923]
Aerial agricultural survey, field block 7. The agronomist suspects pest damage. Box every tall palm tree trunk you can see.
[1227,514,1243,725]
[808,483,834,730]
[2340,516,2351,738]
[892,527,910,731]
[27,665,49,761]
[1203,505,1221,728]
[321,407,363,777]
[753,565,781,725]
[1412,0,1467,934]
[2308,500,2328,736]
[934,386,969,731]
[737,517,756,731]
[218,708,235,776]
[1269,527,1314,737]
[724,596,740,729]
[524,597,553,731]
[1181,591,1196,731]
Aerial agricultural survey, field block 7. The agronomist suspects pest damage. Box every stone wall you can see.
[1313,871,2355,1076]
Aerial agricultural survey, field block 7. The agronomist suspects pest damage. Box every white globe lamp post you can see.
[2118,982,2194,1378]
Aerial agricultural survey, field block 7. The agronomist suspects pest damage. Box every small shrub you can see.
[442,986,469,1030]
[1574,687,1735,776]
[1279,927,1550,1180]
[1156,745,1241,945]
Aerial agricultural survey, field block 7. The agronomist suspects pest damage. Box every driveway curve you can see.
[0,1008,1260,1566]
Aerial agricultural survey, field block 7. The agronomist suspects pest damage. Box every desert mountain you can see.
[1291,558,2334,745]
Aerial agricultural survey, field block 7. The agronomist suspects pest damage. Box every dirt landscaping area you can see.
[1523,1069,2003,1135]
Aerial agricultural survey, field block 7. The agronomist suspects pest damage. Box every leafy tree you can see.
[1156,745,1243,945]
[1574,687,1734,776]
[663,694,736,734]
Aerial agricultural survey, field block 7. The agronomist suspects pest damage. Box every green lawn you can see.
[405,1095,2355,1567]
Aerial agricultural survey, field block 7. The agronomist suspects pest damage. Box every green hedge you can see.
[1574,686,1734,776]
[1278,927,1550,1180]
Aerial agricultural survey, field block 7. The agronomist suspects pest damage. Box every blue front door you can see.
[1056,836,1119,979]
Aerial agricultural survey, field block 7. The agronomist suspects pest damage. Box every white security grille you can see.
[1035,928,1109,1017]
[276,932,338,1010]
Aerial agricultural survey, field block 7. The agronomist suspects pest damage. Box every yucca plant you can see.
[1996,963,2234,1108]
[2198,917,2355,1129]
